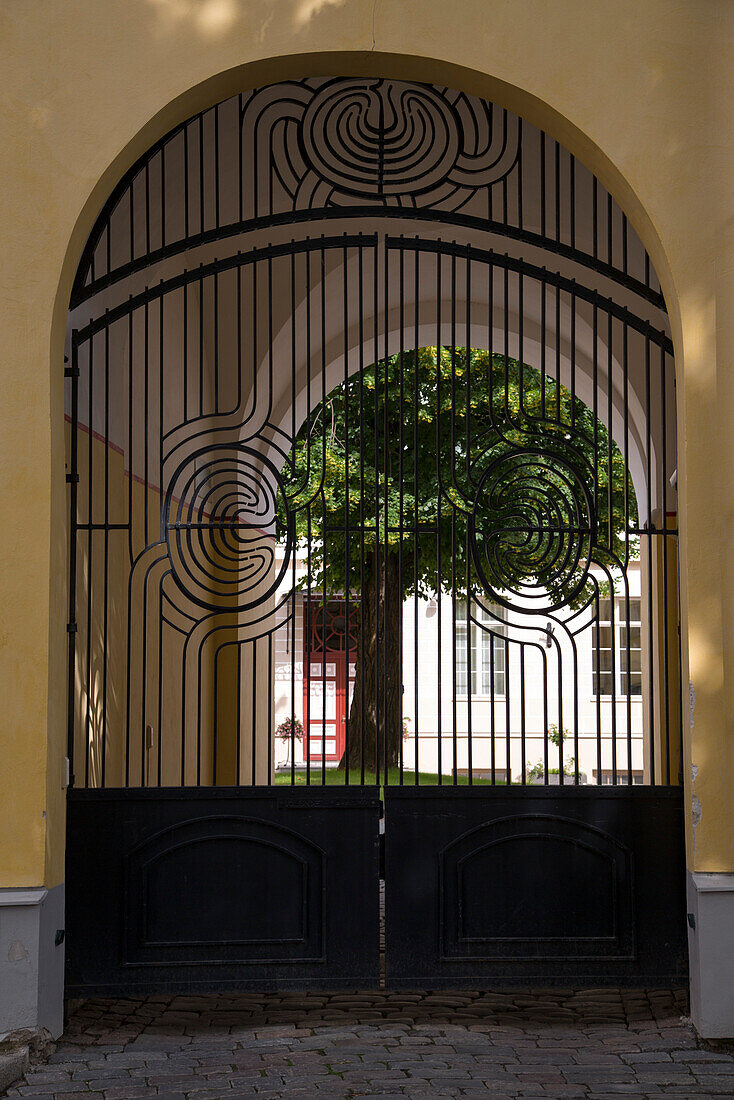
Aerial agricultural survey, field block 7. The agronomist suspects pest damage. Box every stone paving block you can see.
[95,1088,156,1098]
[16,1086,96,1097]
[5,1094,54,1100]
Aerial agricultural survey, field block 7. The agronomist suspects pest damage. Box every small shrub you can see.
[276,717,304,742]
[527,724,576,781]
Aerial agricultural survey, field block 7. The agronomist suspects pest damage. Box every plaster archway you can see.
[11,13,730,1039]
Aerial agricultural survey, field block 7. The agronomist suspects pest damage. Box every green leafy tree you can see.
[279,348,636,771]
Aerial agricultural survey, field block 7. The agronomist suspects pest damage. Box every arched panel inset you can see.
[125,815,324,964]
[439,813,633,960]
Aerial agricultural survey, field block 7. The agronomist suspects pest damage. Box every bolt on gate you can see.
[64,79,687,994]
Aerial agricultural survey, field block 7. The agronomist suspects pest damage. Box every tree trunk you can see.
[339,549,402,773]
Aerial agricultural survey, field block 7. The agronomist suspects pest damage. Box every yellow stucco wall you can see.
[1,0,734,886]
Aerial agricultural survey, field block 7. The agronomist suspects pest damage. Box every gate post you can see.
[677,257,734,1038]
[0,295,67,1043]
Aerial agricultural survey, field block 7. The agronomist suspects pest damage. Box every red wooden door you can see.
[304,658,343,763]
[303,600,359,766]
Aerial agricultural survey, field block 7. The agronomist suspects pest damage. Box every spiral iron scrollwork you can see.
[281,77,520,209]
[300,80,460,200]
[164,445,293,615]
[470,448,595,613]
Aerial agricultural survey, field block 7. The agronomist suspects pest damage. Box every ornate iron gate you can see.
[65,79,686,995]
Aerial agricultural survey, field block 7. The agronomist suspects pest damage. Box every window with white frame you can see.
[456,600,507,696]
[592,595,642,697]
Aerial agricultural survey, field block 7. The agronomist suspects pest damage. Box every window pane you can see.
[594,625,613,649]
[597,648,613,673]
[619,647,641,673]
[494,663,505,695]
[594,671,614,695]
[493,639,505,670]
[454,601,507,695]
[456,619,468,693]
[621,671,642,695]
[592,593,642,698]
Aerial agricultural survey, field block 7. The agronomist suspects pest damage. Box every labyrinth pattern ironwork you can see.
[71,79,663,311]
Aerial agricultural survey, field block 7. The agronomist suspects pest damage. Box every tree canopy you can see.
[279,347,637,612]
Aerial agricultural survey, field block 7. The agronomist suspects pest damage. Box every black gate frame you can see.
[64,78,687,996]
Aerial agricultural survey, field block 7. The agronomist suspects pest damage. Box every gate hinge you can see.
[64,366,80,379]
[67,621,77,634]
[66,472,79,484]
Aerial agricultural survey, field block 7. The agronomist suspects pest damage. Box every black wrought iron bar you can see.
[267,634,273,783]
[623,319,633,784]
[238,636,244,785]
[519,644,526,784]
[304,249,313,788]
[506,637,512,784]
[661,339,671,784]
[74,204,667,316]
[386,236,672,353]
[373,235,381,788]
[125,308,135,786]
[605,311,617,784]
[102,317,110,788]
[73,235,379,343]
[451,253,458,784]
[251,640,258,784]
[359,245,367,786]
[436,251,443,784]
[66,342,80,787]
[343,242,352,784]
[398,245,405,786]
[84,329,94,788]
[382,234,390,787]
[413,249,420,786]
[466,256,473,785]
[645,334,656,784]
[321,244,327,788]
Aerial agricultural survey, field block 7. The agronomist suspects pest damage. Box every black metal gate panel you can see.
[384,786,686,987]
[65,787,380,995]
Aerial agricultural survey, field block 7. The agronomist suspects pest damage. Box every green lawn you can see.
[274,767,501,788]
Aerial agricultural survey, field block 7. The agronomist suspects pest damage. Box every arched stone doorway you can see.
[62,78,685,994]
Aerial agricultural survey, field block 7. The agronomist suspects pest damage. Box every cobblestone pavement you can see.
[8,987,734,1099]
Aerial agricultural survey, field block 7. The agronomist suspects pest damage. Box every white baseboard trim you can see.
[0,883,64,1039]
[687,871,734,1038]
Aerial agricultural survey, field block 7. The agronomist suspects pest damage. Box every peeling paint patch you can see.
[8,941,29,963]
[691,761,701,854]
[689,681,696,728]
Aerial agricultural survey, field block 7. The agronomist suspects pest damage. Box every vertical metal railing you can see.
[67,232,677,792]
